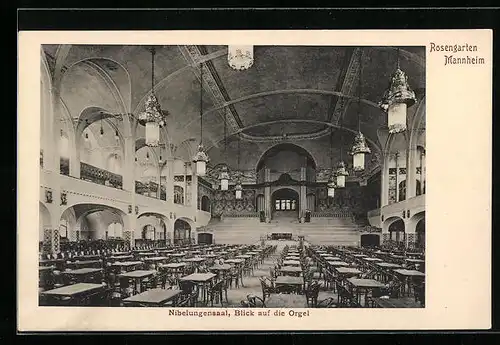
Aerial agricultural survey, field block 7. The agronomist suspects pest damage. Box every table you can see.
[122,288,182,307]
[144,256,168,262]
[111,261,143,272]
[138,252,157,257]
[62,268,103,283]
[362,257,383,262]
[282,260,301,266]
[39,266,54,272]
[40,283,105,305]
[109,255,134,261]
[335,267,362,278]
[352,254,367,258]
[225,259,244,264]
[265,293,307,308]
[184,258,206,263]
[372,297,422,308]
[279,266,303,276]
[393,269,425,296]
[274,276,304,293]
[327,261,350,267]
[376,262,402,269]
[180,273,217,305]
[346,278,387,306]
[236,255,252,259]
[67,260,102,269]
[405,258,425,264]
[119,270,157,294]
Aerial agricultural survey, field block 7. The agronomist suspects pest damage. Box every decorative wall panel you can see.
[212,189,256,216]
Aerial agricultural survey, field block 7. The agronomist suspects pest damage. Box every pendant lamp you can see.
[192,63,209,176]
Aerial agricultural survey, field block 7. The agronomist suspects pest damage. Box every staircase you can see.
[208,215,361,246]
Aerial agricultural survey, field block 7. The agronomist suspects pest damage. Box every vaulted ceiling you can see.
[42,44,425,171]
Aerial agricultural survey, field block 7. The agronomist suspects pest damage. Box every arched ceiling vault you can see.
[44,44,425,163]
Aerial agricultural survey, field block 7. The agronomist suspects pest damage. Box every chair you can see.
[207,281,225,307]
[259,277,276,302]
[316,297,337,308]
[305,282,321,307]
[246,294,266,307]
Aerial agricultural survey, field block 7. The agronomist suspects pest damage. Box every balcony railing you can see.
[135,180,160,198]
[80,162,123,189]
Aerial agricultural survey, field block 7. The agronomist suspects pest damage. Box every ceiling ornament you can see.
[379,48,417,134]
[228,46,254,71]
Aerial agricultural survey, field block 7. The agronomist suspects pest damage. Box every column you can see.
[406,147,418,199]
[380,154,390,207]
[166,158,175,206]
[299,167,307,222]
[264,168,271,222]
[122,136,136,192]
[191,162,198,241]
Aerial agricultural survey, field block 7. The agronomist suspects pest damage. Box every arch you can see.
[360,234,380,248]
[39,202,52,242]
[201,195,210,212]
[398,180,406,202]
[174,185,184,205]
[174,218,192,245]
[137,213,168,242]
[386,218,405,245]
[61,203,129,241]
[256,143,317,171]
[272,188,299,215]
[415,216,425,249]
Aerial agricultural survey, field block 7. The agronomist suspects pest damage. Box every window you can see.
[174,186,184,204]
[398,180,406,202]
[275,199,297,210]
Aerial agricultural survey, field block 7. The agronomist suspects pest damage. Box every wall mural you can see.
[212,189,256,216]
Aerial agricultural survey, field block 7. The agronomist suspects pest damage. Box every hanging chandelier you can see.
[379,48,417,134]
[235,134,242,199]
[336,161,349,188]
[219,165,230,191]
[350,48,371,172]
[350,131,371,172]
[228,45,254,71]
[193,63,209,176]
[336,97,348,188]
[327,173,336,198]
[138,47,168,147]
[235,179,243,199]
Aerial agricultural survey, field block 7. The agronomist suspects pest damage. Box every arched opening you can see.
[361,234,380,248]
[201,195,210,212]
[174,219,191,245]
[416,179,422,196]
[272,188,299,219]
[174,186,184,205]
[416,216,425,249]
[197,233,213,245]
[136,213,167,246]
[39,202,51,252]
[398,180,406,202]
[256,143,316,183]
[388,218,405,247]
[60,204,128,248]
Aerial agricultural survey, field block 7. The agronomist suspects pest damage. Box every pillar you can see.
[380,154,389,207]
[264,168,271,222]
[122,136,136,192]
[299,167,307,221]
[191,163,199,240]
[406,147,419,199]
[166,158,175,206]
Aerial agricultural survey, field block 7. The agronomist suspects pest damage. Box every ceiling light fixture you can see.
[379,48,417,134]
[336,97,349,188]
[138,46,169,147]
[228,45,254,71]
[192,63,209,176]
[350,48,371,172]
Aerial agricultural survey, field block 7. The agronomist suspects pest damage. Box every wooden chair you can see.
[305,282,321,307]
[207,281,225,307]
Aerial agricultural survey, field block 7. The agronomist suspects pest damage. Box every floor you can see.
[219,241,338,308]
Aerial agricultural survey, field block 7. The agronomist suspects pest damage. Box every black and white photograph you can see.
[37,43,427,310]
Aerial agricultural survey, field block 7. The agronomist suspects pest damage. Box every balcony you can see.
[80,162,123,189]
[381,194,425,220]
